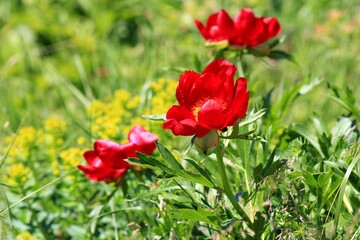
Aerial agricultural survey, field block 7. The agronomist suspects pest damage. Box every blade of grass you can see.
[0,169,76,215]
[0,115,27,169]
[332,149,360,238]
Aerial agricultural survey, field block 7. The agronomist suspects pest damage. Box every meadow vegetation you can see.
[0,0,359,239]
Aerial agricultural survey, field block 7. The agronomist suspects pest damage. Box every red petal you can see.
[195,10,235,42]
[94,140,130,169]
[225,77,249,126]
[83,150,105,168]
[198,99,227,130]
[205,59,236,102]
[215,9,236,40]
[234,8,281,46]
[234,8,256,32]
[128,125,158,146]
[177,70,200,109]
[264,17,281,39]
[163,105,200,136]
[194,19,209,39]
[128,125,158,155]
[206,11,220,27]
[77,164,127,182]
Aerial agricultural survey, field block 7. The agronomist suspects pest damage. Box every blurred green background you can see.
[1,0,359,135]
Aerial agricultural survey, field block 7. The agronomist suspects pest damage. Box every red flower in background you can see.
[162,59,249,138]
[78,125,158,183]
[195,8,281,47]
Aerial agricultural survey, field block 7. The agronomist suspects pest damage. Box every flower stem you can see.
[214,146,251,225]
[236,52,245,78]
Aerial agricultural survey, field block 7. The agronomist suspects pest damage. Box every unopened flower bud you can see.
[194,130,219,155]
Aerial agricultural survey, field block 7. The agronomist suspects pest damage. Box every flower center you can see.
[192,106,202,121]
[191,99,226,122]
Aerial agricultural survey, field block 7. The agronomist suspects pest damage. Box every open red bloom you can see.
[195,8,281,47]
[78,125,158,183]
[127,125,159,156]
[163,59,249,138]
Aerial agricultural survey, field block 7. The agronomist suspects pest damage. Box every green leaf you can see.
[262,148,276,176]
[268,50,293,61]
[328,83,360,120]
[237,108,267,129]
[292,123,325,158]
[263,160,286,179]
[184,159,215,186]
[253,163,263,184]
[299,77,322,95]
[193,53,202,73]
[171,208,220,227]
[180,171,215,188]
[201,154,222,186]
[327,162,360,192]
[251,212,266,240]
[333,151,360,237]
[131,186,185,201]
[302,172,319,188]
[156,142,184,173]
[141,114,166,121]
[131,153,175,174]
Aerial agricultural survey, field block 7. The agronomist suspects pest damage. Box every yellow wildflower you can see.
[2,163,31,186]
[51,161,60,176]
[148,78,177,114]
[60,148,84,170]
[77,136,86,145]
[44,116,67,136]
[126,96,141,110]
[114,89,131,103]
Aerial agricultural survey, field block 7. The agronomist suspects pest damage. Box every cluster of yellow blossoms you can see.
[1,118,84,186]
[87,78,178,142]
[1,78,178,187]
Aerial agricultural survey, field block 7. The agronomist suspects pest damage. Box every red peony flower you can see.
[78,140,130,183]
[127,125,159,156]
[78,125,158,183]
[195,8,281,47]
[162,59,249,138]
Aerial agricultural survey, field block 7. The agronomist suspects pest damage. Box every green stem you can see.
[236,51,245,78]
[215,146,251,225]
[90,183,121,236]
[110,197,119,240]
